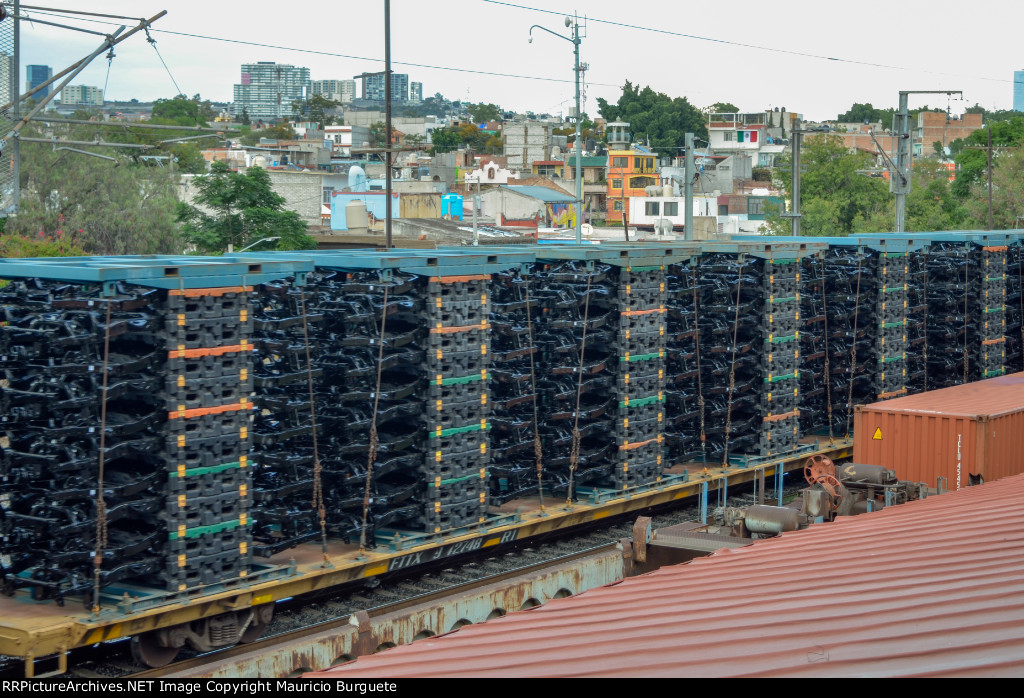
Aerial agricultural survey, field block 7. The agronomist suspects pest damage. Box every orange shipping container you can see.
[853,373,1024,490]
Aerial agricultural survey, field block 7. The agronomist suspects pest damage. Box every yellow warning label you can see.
[872,427,883,440]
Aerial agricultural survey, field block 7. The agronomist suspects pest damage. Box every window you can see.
[611,178,622,189]
[612,156,628,168]
[748,198,765,216]
[664,201,678,216]
[646,158,654,170]
[613,201,624,211]
[634,157,642,169]
[629,176,657,189]
[719,204,729,216]
[645,201,660,216]
[322,187,334,204]
[724,131,734,142]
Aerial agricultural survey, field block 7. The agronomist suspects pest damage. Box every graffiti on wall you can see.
[547,203,577,228]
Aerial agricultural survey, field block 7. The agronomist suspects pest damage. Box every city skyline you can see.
[15,0,1023,121]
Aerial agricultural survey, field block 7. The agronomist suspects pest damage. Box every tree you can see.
[467,103,502,124]
[239,122,296,146]
[240,107,251,126]
[151,94,214,126]
[175,161,317,253]
[291,94,341,126]
[7,116,183,254]
[370,121,389,148]
[705,101,739,114]
[429,126,461,154]
[962,146,1024,229]
[766,134,889,236]
[597,81,707,152]
[951,117,1024,197]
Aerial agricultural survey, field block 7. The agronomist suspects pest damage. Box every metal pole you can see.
[791,121,801,236]
[987,126,993,231]
[684,132,694,240]
[573,19,582,244]
[12,0,20,216]
[384,0,393,249]
[893,92,910,233]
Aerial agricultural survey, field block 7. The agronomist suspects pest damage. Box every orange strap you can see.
[169,400,253,420]
[982,337,1006,346]
[618,435,663,451]
[169,286,250,297]
[982,246,1008,252]
[621,307,667,317]
[168,343,253,359]
[429,275,489,283]
[878,388,908,399]
[762,409,800,423]
[429,323,487,334]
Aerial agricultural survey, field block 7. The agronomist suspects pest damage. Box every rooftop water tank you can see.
[441,193,464,220]
[348,165,367,193]
[346,200,369,233]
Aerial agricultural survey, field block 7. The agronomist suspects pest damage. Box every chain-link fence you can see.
[0,1,18,215]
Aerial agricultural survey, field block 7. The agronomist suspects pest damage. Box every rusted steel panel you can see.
[311,475,1024,678]
[854,373,1024,488]
[161,546,624,678]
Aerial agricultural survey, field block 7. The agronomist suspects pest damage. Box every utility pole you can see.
[790,119,802,236]
[684,132,694,240]
[987,126,993,231]
[529,15,584,243]
[384,0,393,249]
[892,90,961,232]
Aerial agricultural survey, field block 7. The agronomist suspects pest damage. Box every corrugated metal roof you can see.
[500,185,576,203]
[311,475,1024,678]
[861,372,1024,417]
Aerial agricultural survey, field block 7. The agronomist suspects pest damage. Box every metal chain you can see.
[91,298,114,614]
[963,245,970,385]
[922,253,929,392]
[819,253,834,443]
[721,255,744,466]
[566,271,593,508]
[298,284,329,563]
[523,271,545,511]
[691,263,707,464]
[845,253,863,440]
[360,281,390,554]
[1019,247,1023,371]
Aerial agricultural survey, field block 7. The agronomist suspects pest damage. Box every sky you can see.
[15,0,1022,122]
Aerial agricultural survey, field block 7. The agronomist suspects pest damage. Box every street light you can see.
[529,16,583,244]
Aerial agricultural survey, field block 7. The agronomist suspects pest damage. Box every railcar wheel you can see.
[240,604,275,643]
[130,631,180,668]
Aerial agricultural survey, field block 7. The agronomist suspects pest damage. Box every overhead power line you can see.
[21,9,617,88]
[481,0,1012,85]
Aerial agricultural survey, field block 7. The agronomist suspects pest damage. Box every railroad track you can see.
[59,481,785,679]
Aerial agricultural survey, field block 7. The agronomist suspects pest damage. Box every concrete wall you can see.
[480,188,545,222]
[504,123,552,171]
[399,192,442,219]
[266,171,324,226]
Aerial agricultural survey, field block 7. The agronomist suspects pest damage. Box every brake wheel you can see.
[804,455,836,486]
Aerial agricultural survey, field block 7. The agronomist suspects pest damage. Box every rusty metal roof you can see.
[859,371,1024,417]
[310,474,1024,678]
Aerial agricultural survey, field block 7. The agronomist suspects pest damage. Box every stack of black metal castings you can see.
[818,248,877,436]
[162,285,254,591]
[420,272,491,532]
[249,276,324,555]
[0,280,165,601]
[531,261,617,496]
[874,252,910,401]
[925,242,991,387]
[757,258,802,456]
[904,249,929,394]
[664,263,703,463]
[487,269,541,505]
[1005,243,1023,375]
[798,253,828,435]
[977,245,1008,379]
[693,254,762,461]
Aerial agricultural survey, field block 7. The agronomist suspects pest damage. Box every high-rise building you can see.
[233,62,311,121]
[60,84,104,106]
[358,72,409,103]
[26,65,52,98]
[1015,70,1024,112]
[409,81,423,104]
[314,79,357,104]
[340,80,356,104]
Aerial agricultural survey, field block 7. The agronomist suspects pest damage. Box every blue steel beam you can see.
[0,255,314,289]
[245,248,536,275]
